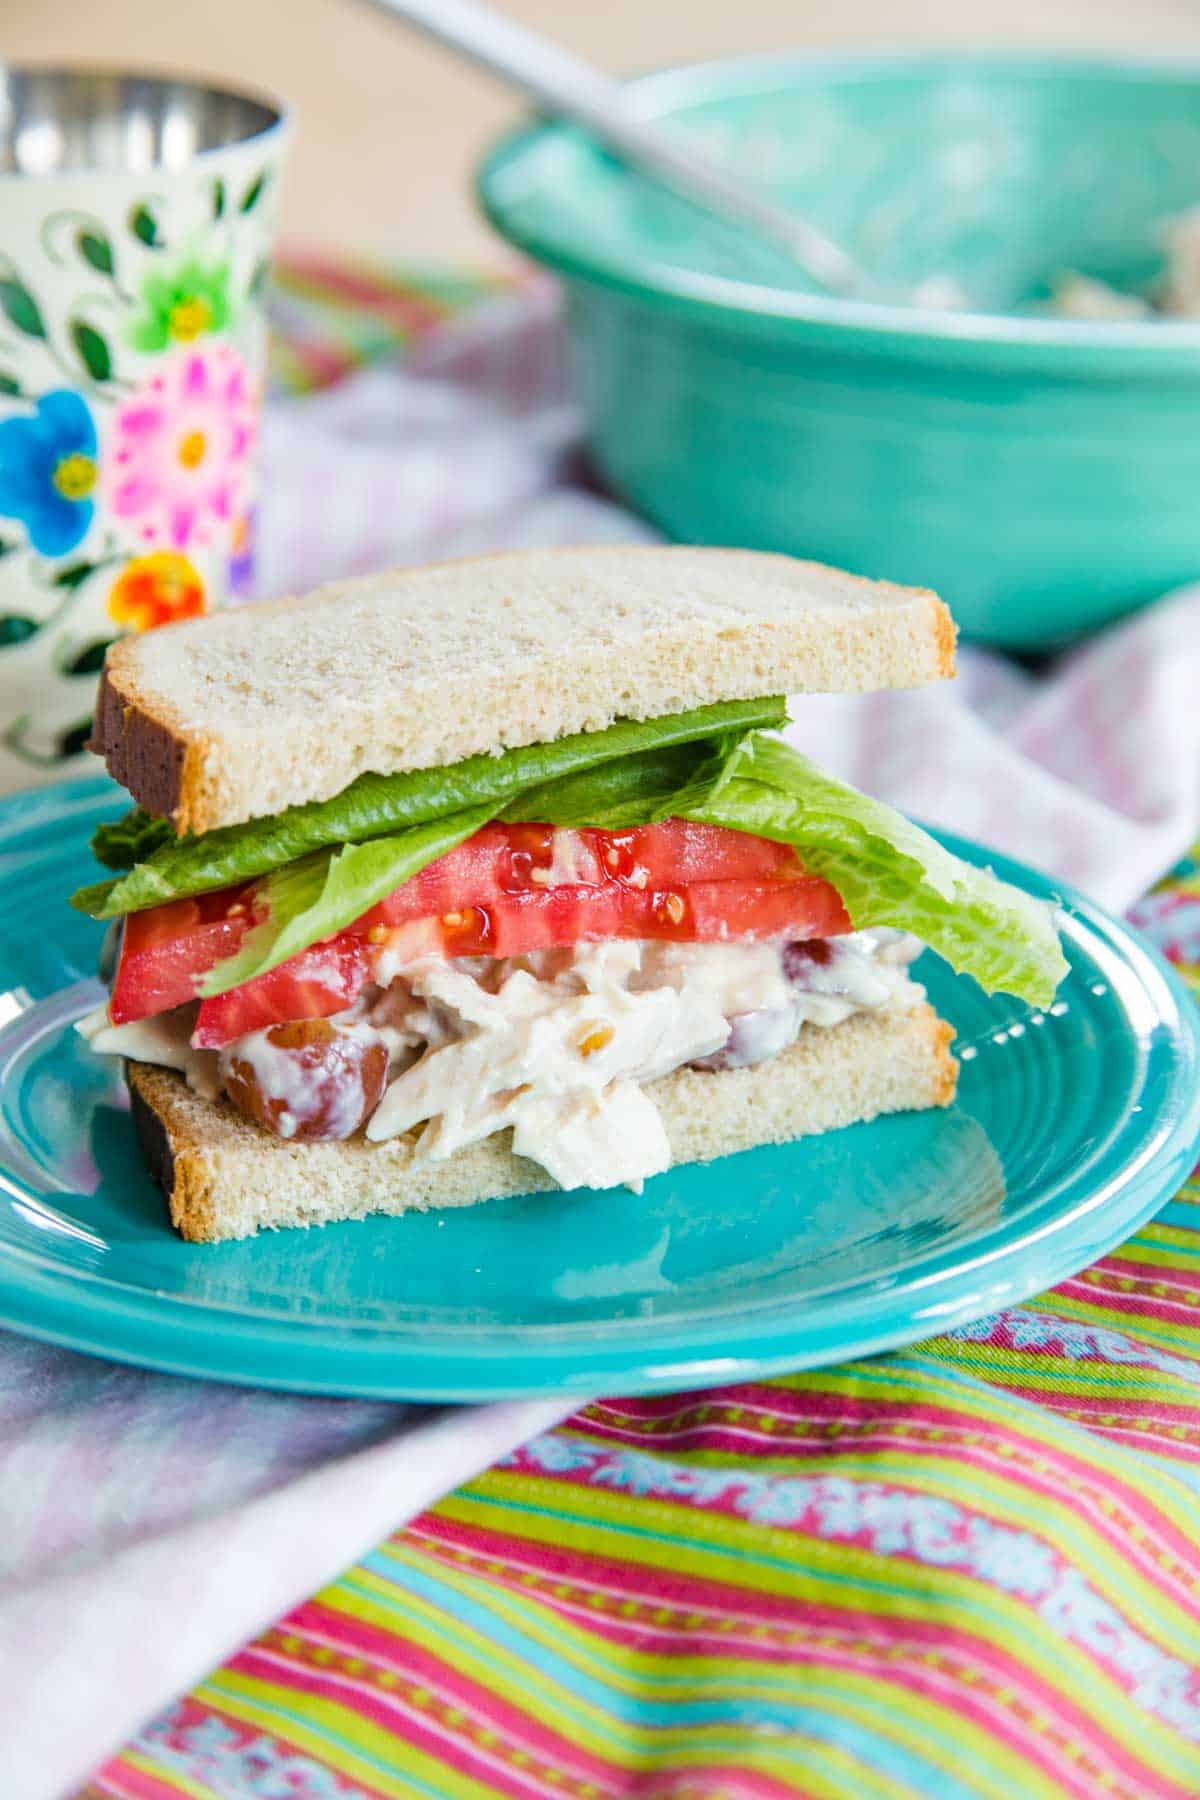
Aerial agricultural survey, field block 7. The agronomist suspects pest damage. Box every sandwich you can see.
[73,546,1066,1243]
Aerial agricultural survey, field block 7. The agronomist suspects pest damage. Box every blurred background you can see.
[8,0,1200,261]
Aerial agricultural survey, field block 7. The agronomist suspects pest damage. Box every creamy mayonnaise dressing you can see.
[218,1019,385,1140]
[360,933,921,1190]
[82,931,923,1193]
[76,1002,222,1099]
[363,940,733,1189]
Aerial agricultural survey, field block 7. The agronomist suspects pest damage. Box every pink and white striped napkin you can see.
[4,281,1200,1800]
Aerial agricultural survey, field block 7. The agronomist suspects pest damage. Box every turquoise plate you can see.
[0,777,1197,1401]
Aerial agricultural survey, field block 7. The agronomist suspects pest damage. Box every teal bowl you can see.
[478,52,1200,650]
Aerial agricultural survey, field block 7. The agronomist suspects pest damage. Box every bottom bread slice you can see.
[128,1001,958,1244]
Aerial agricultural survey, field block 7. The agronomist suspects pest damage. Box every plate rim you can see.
[0,775,1196,1399]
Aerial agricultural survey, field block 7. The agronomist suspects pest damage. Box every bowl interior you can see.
[481,54,1200,315]
[0,66,282,178]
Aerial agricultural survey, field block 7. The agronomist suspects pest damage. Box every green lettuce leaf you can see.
[90,808,174,872]
[198,735,754,998]
[508,730,1063,1003]
[502,731,748,831]
[197,806,493,998]
[72,696,786,920]
[201,728,1065,1005]
[664,736,1068,1006]
[82,693,1066,1011]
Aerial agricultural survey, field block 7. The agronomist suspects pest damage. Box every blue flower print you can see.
[0,389,98,556]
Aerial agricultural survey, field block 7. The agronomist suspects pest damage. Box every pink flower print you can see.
[104,345,256,553]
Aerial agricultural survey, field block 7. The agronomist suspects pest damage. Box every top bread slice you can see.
[92,545,956,835]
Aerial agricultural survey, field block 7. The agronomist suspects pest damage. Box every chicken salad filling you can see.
[80,929,924,1192]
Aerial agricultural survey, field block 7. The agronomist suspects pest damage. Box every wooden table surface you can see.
[7,0,1199,264]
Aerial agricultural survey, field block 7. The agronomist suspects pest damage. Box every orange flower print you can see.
[108,552,206,632]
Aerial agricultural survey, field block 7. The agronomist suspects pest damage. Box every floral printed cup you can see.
[0,67,289,790]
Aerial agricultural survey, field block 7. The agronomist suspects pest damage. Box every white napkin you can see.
[2,1368,566,1800]
[3,285,1197,1800]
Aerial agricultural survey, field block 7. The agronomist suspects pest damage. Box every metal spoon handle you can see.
[364,0,863,296]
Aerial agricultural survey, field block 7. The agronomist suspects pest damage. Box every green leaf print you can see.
[0,279,45,338]
[77,230,115,276]
[71,320,113,382]
[53,563,96,592]
[62,638,116,676]
[129,204,161,248]
[0,617,39,647]
[239,171,268,213]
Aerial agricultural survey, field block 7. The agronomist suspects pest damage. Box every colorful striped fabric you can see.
[82,851,1200,1799]
[268,253,520,394]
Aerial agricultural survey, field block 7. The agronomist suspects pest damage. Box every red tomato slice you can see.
[112,820,848,1046]
[358,820,798,931]
[192,937,372,1049]
[355,823,573,931]
[109,889,253,1026]
[677,877,850,943]
[596,820,800,888]
[436,883,628,957]
[432,874,849,958]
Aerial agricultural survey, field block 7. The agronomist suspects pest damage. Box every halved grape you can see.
[222,1018,388,1142]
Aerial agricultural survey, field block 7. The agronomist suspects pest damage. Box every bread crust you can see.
[127,1002,958,1243]
[90,655,213,831]
[90,546,956,833]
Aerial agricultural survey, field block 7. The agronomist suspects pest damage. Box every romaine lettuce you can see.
[90,808,173,871]
[196,807,493,998]
[502,732,746,831]
[73,696,786,919]
[663,737,1067,1005]
[77,695,1066,1009]
[196,737,756,997]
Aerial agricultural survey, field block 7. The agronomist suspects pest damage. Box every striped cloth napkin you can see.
[6,257,1200,1799]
